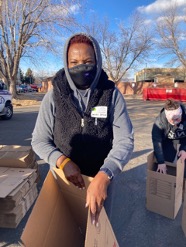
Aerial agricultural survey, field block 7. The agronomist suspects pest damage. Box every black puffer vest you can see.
[52,69,115,176]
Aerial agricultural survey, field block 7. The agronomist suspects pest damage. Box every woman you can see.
[152,99,186,175]
[32,33,134,225]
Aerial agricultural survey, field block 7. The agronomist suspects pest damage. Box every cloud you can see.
[137,0,186,14]
[156,14,186,24]
[48,3,81,16]
[179,33,186,41]
[144,19,153,26]
[69,4,81,14]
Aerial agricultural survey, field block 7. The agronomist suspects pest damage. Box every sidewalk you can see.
[12,92,45,107]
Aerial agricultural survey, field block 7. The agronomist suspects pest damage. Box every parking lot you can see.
[16,84,40,93]
[0,96,186,247]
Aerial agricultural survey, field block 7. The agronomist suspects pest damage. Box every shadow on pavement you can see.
[106,164,186,247]
[131,149,152,160]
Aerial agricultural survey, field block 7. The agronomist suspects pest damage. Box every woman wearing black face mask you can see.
[67,40,97,89]
[32,33,134,227]
[68,63,97,89]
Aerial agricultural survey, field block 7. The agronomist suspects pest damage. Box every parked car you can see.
[16,85,25,93]
[26,85,33,92]
[0,89,13,120]
[30,84,39,92]
[20,84,28,92]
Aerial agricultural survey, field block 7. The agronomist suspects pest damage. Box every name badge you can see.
[91,106,107,118]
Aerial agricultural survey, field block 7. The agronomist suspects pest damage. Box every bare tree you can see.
[82,13,153,83]
[0,0,83,98]
[156,2,186,68]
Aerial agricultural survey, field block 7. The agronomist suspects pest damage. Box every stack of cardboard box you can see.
[0,145,38,169]
[0,145,39,228]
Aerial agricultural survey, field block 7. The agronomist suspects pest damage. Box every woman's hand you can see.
[63,160,85,189]
[157,163,167,174]
[85,172,110,227]
[178,150,186,163]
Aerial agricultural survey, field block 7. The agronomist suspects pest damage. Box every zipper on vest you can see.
[81,118,84,127]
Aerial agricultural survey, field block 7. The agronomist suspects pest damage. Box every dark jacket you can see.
[52,69,115,176]
[152,104,186,163]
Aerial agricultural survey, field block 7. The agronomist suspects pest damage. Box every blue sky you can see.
[87,0,154,21]
[21,0,186,77]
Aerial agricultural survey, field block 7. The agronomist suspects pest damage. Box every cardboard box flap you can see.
[165,161,176,168]
[53,167,92,199]
[85,208,119,247]
[21,171,84,247]
[147,152,156,170]
[147,151,178,169]
[175,158,184,184]
[53,168,93,236]
[0,167,36,198]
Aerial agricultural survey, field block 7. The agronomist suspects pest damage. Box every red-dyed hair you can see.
[69,34,94,48]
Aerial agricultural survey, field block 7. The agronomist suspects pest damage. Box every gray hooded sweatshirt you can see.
[31,33,134,178]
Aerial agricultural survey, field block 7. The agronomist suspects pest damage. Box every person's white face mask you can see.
[165,106,182,125]
[167,115,182,125]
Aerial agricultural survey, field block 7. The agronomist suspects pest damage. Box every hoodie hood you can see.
[63,33,102,92]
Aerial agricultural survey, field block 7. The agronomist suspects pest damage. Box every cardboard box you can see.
[0,167,38,228]
[0,167,37,198]
[0,145,37,169]
[182,181,186,236]
[21,168,119,247]
[0,183,38,228]
[146,152,184,219]
[0,170,37,210]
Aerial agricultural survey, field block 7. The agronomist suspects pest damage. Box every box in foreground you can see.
[21,168,119,247]
[146,152,184,219]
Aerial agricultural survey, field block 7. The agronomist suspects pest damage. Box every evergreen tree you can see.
[19,69,25,84]
[25,68,34,84]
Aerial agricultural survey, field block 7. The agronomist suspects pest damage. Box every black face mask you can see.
[68,64,97,89]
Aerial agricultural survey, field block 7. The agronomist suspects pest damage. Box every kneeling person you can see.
[152,99,186,176]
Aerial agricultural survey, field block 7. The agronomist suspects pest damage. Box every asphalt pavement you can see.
[0,96,186,247]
